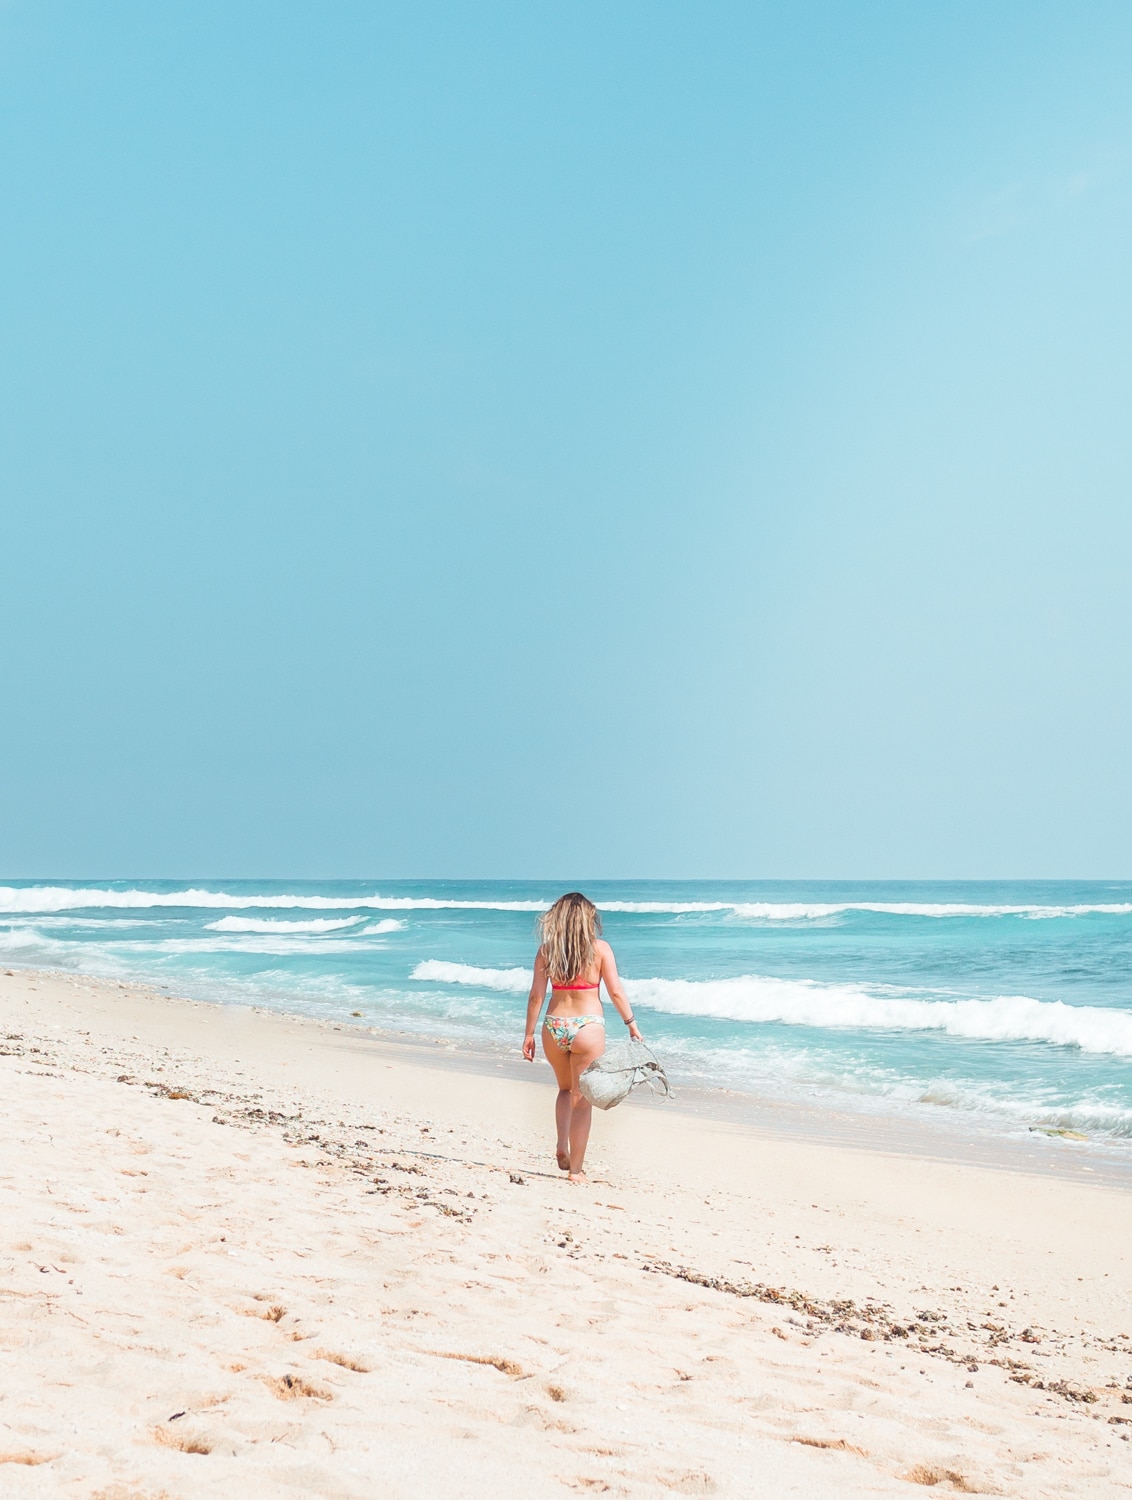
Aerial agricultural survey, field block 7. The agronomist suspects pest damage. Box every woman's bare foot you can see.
[567,1170,588,1184]
[556,1149,570,1172]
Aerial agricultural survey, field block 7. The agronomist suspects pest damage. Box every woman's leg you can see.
[564,1023,606,1182]
[541,1024,574,1170]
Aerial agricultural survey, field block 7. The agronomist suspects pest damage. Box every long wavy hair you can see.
[538,892,602,985]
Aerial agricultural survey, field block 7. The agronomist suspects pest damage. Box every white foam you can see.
[0,926,396,964]
[412,961,531,992]
[600,899,1132,920]
[729,903,844,920]
[730,901,1132,920]
[1,885,1129,920]
[358,919,405,935]
[0,886,548,915]
[834,902,1128,920]
[205,916,367,934]
[593,900,834,918]
[414,959,1132,1058]
[587,899,1132,919]
[626,974,1132,1058]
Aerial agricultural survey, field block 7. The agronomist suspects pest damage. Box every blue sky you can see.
[1,2,1130,877]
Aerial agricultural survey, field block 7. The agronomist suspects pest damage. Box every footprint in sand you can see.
[152,1424,213,1456]
[314,1349,370,1372]
[902,1465,977,1491]
[266,1373,333,1401]
[793,1436,867,1457]
[657,1473,717,1495]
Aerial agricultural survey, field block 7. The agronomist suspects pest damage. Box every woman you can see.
[522,891,642,1183]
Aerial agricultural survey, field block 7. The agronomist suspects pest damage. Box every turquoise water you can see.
[3,879,1132,1144]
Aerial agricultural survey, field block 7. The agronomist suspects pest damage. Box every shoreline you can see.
[9,961,1132,1191]
[4,965,1132,1496]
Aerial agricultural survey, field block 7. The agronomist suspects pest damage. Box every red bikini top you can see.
[550,980,600,991]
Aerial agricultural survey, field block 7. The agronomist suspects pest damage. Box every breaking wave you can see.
[629,975,1132,1058]
[2,885,1129,921]
[730,902,1132,921]
[202,916,402,936]
[412,961,531,992]
[415,961,1132,1059]
[0,886,547,915]
[206,916,367,934]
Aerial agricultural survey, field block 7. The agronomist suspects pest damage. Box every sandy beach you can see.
[2,969,1132,1498]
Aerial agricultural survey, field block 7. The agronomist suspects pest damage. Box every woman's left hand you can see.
[522,1031,536,1061]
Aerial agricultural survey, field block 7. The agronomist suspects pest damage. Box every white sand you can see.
[2,968,1132,1498]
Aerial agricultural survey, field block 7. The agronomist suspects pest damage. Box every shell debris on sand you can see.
[1,967,1132,1499]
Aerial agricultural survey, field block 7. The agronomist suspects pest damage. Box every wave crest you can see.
[629,975,1132,1058]
[0,886,548,915]
[415,960,1132,1059]
[205,916,366,934]
[412,961,531,992]
[2,885,1128,921]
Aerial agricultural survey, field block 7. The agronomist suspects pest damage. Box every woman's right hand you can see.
[522,1031,536,1061]
[627,1020,643,1042]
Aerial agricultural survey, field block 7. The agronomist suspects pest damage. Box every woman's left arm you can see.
[599,942,642,1040]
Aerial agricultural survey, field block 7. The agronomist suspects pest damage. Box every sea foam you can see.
[2,885,1129,920]
[202,915,402,936]
[412,961,531,992]
[414,961,1132,1059]
[0,886,548,914]
[206,916,367,934]
[629,975,1132,1057]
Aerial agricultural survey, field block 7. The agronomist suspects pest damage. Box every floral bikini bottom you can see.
[543,1014,605,1052]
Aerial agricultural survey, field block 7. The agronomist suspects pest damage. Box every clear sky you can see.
[2,2,1130,878]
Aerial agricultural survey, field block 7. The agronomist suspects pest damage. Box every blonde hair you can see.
[538,892,602,985]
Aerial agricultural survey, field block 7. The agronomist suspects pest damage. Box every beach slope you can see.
[2,970,1131,1497]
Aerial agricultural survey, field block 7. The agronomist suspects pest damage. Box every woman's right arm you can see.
[522,949,548,1060]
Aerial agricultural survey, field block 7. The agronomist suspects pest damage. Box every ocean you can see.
[3,878,1131,1148]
